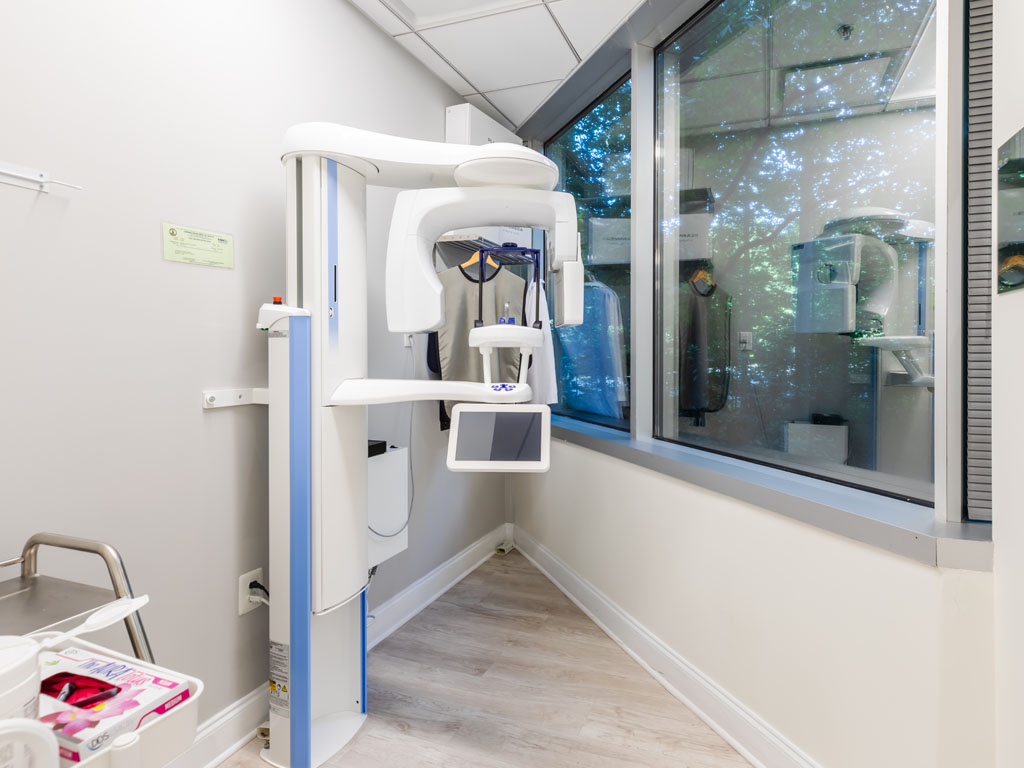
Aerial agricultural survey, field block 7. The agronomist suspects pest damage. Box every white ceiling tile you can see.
[395,34,476,96]
[771,0,932,69]
[463,94,517,131]
[547,0,638,61]
[420,6,577,92]
[347,0,410,35]
[388,0,537,29]
[484,81,560,127]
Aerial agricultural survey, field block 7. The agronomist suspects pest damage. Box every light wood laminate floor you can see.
[221,551,750,768]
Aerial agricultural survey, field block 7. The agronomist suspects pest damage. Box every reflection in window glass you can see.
[546,78,631,431]
[656,0,936,502]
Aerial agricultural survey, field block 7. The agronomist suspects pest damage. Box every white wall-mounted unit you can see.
[368,447,410,568]
[441,104,534,256]
[445,103,522,146]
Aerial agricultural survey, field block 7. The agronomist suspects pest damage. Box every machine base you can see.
[259,712,367,768]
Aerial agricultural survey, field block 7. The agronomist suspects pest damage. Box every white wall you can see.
[515,442,993,768]
[992,1,1024,764]
[0,0,505,720]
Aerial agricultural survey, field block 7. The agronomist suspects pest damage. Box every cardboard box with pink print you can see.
[37,647,191,765]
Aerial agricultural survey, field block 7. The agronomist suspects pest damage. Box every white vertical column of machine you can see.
[306,158,368,759]
[265,320,293,768]
[263,158,301,768]
[266,156,370,768]
[311,158,368,611]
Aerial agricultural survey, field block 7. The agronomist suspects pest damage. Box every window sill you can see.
[551,416,993,571]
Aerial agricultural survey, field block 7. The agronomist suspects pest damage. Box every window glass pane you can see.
[655,0,936,502]
[546,78,632,431]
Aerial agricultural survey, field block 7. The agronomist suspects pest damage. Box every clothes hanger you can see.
[686,264,717,297]
[461,250,499,269]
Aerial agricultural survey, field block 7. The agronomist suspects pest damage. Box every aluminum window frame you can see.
[648,0,951,510]
[543,73,634,434]
[525,0,989,563]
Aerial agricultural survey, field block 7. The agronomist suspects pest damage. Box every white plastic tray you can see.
[31,634,203,768]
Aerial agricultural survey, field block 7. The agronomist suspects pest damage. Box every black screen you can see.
[455,411,543,462]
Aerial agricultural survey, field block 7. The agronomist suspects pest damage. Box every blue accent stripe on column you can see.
[360,591,367,714]
[327,160,339,345]
[289,315,312,768]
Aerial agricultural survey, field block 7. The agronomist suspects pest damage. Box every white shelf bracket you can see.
[202,387,269,410]
[0,161,82,193]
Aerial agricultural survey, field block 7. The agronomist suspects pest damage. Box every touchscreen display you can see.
[454,411,543,462]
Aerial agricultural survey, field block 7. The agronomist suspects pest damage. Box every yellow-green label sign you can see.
[162,222,234,268]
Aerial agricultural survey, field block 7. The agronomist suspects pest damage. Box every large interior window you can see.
[655,0,937,502]
[546,78,632,431]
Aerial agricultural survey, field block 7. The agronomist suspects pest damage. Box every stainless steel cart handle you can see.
[19,533,155,663]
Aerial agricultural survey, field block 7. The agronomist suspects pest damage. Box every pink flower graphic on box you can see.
[41,687,144,737]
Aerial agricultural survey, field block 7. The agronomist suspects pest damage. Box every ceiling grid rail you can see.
[349,0,643,129]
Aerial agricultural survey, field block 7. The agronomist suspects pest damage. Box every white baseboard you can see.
[513,526,822,768]
[165,685,268,768]
[367,524,506,649]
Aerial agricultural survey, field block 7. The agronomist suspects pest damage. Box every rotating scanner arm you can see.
[282,122,559,190]
[385,186,582,333]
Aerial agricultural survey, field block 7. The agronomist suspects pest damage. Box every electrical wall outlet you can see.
[238,567,264,615]
[738,331,754,351]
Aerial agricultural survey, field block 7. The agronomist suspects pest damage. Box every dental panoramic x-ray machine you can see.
[254,123,582,768]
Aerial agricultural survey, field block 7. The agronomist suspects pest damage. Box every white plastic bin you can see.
[27,634,202,768]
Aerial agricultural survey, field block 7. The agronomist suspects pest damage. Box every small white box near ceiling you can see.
[442,103,531,250]
[446,102,522,146]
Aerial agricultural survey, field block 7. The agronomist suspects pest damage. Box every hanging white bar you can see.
[201,388,269,409]
[0,161,82,193]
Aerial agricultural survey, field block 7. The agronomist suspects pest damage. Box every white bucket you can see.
[0,720,59,768]
[0,637,40,720]
[0,638,51,768]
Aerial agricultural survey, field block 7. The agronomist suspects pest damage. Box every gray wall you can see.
[0,0,503,720]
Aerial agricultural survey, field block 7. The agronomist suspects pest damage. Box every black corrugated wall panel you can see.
[965,0,993,520]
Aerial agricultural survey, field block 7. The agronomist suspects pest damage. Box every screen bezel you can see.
[447,404,551,473]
